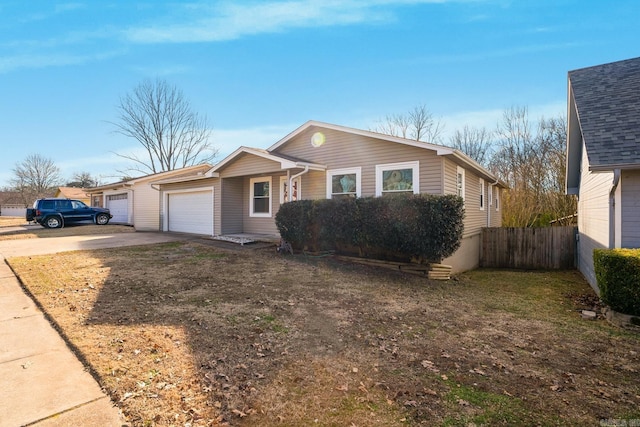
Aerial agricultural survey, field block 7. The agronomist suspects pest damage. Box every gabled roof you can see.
[568,57,640,170]
[269,120,506,186]
[55,187,89,199]
[90,164,212,191]
[212,146,326,173]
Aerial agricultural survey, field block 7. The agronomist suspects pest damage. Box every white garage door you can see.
[168,190,213,235]
[107,193,129,223]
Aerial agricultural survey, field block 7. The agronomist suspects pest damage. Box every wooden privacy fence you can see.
[481,226,577,269]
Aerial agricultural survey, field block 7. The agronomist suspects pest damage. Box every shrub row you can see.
[594,248,640,316]
[275,194,464,263]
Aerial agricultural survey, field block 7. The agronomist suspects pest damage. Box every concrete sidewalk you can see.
[0,232,193,426]
[0,256,126,427]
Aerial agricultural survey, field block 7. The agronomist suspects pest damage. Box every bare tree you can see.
[66,171,100,188]
[489,106,576,226]
[448,126,493,167]
[10,154,62,205]
[373,104,445,143]
[112,79,218,174]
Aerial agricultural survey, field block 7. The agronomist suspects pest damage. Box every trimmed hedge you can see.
[594,248,640,316]
[275,194,464,263]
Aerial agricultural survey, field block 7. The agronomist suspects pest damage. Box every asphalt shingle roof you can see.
[569,56,640,168]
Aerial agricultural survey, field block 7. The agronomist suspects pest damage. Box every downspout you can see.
[609,169,621,248]
[289,166,310,202]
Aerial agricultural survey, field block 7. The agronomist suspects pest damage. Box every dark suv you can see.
[26,198,113,229]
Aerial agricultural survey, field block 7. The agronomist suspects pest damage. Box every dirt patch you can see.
[8,242,640,426]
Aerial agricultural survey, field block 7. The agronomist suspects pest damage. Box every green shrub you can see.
[594,248,640,316]
[275,194,465,263]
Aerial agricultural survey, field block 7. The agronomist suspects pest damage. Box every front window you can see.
[326,168,361,199]
[375,161,419,196]
[250,177,272,217]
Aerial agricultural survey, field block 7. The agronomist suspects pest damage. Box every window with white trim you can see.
[495,187,500,211]
[456,166,465,201]
[280,176,301,204]
[250,177,272,217]
[326,167,361,199]
[479,178,485,210]
[375,161,419,196]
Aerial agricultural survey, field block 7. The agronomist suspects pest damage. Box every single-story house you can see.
[566,56,640,291]
[88,164,211,230]
[54,187,91,205]
[154,121,507,273]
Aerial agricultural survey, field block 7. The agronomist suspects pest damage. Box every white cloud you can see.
[123,0,467,44]
[0,49,124,73]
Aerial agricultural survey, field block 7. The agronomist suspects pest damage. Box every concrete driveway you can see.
[0,231,193,427]
[0,230,191,258]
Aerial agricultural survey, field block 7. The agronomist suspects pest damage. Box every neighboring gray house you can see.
[566,57,640,291]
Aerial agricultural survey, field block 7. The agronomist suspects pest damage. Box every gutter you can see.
[609,169,621,248]
[288,165,310,202]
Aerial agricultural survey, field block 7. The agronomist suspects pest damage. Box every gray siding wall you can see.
[220,153,283,177]
[275,127,444,196]
[242,174,284,235]
[577,140,612,291]
[621,170,640,247]
[221,177,243,234]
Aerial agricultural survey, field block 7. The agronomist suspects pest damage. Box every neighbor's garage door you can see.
[168,190,213,235]
[106,193,129,223]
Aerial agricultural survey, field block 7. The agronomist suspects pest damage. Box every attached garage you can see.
[106,193,129,223]
[166,190,214,235]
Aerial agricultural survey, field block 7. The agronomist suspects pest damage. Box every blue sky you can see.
[0,1,638,187]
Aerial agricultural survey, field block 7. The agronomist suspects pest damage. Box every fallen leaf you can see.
[232,409,247,417]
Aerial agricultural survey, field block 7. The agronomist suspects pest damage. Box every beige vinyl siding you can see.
[577,141,612,289]
[276,127,443,196]
[132,183,161,231]
[621,170,640,247]
[221,177,243,234]
[219,153,283,177]
[242,174,282,235]
[442,159,489,237]
[490,187,502,227]
[301,170,326,199]
[461,168,485,236]
[443,159,460,197]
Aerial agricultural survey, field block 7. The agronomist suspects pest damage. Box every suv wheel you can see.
[43,216,63,229]
[96,213,110,225]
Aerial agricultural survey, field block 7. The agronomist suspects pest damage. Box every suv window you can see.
[71,200,87,209]
[56,200,72,209]
[39,200,55,209]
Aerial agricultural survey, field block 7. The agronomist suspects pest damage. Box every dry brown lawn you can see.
[7,239,640,426]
